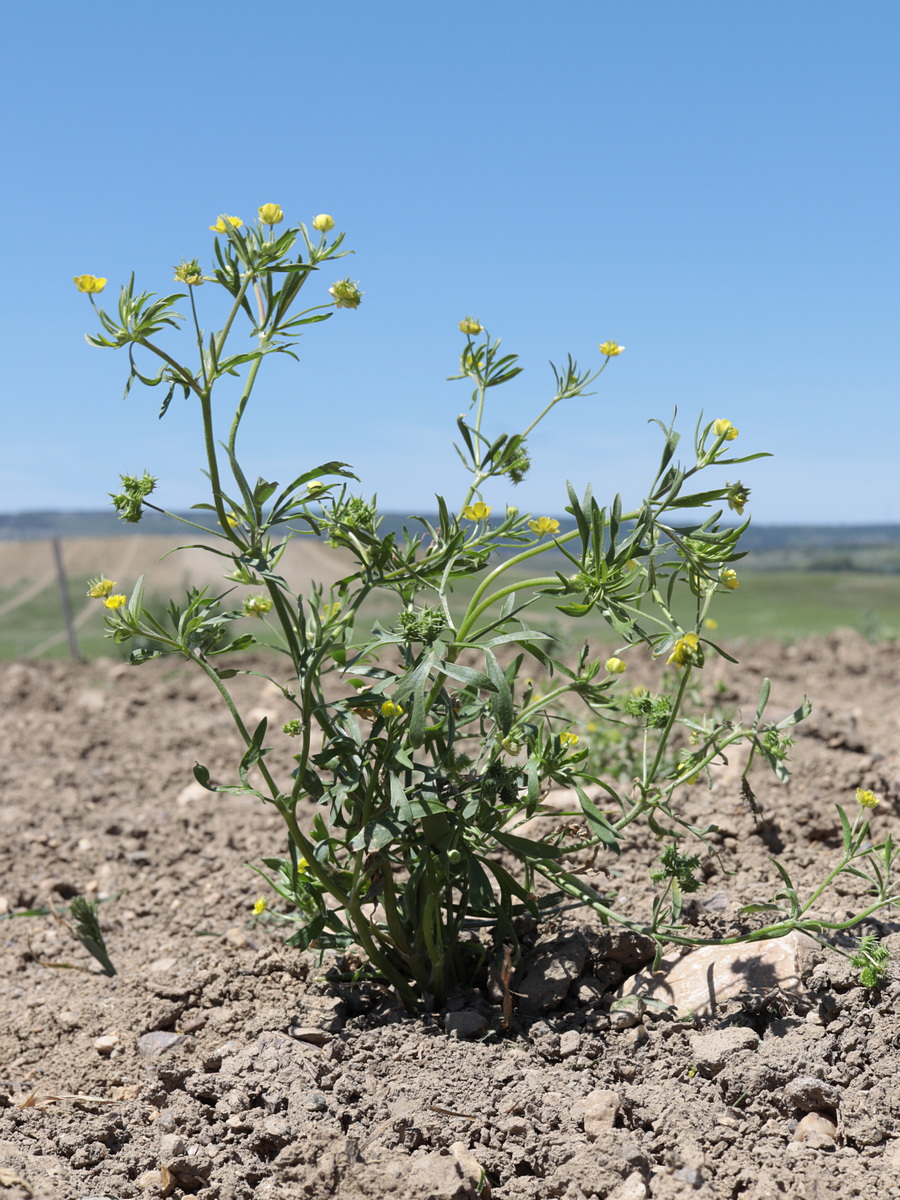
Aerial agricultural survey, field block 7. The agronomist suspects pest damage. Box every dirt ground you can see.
[2,629,900,1200]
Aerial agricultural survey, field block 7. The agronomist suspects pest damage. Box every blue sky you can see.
[3,1,897,524]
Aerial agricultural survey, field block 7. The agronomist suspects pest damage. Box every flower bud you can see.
[856,788,880,809]
[329,278,363,309]
[258,203,284,226]
[598,341,624,357]
[381,700,403,718]
[103,594,128,610]
[559,731,579,747]
[173,258,204,286]
[253,898,267,915]
[209,215,243,232]
[459,317,483,335]
[73,274,106,294]
[313,214,335,232]
[721,569,739,590]
[243,595,274,618]
[605,657,627,674]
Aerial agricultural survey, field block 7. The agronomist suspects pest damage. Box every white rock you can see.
[618,932,819,1017]
[609,1172,649,1200]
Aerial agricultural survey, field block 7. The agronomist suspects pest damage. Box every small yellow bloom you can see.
[306,480,324,493]
[258,203,284,225]
[381,700,404,718]
[598,341,624,357]
[87,576,116,599]
[103,594,127,610]
[459,317,483,335]
[312,214,335,232]
[667,632,701,667]
[297,857,311,875]
[462,502,492,521]
[253,897,267,915]
[73,274,107,294]
[856,788,880,809]
[243,595,274,618]
[704,617,718,630]
[713,419,739,441]
[528,516,560,536]
[222,511,240,529]
[605,657,627,674]
[329,278,363,309]
[209,215,243,233]
[559,731,579,747]
[721,569,739,590]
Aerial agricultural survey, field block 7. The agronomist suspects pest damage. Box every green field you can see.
[1,567,897,661]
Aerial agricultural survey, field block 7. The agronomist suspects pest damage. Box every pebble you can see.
[578,1088,621,1138]
[559,1030,581,1057]
[792,1111,837,1147]
[94,1034,119,1055]
[609,1172,649,1200]
[137,1031,188,1058]
[159,1133,186,1160]
[288,1025,331,1046]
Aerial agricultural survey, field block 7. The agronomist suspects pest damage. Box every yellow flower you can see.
[258,203,284,225]
[329,278,363,309]
[312,214,335,232]
[103,594,127,610]
[209,215,243,233]
[528,516,560,536]
[721,569,739,590]
[598,341,624,357]
[73,274,106,294]
[667,632,701,667]
[462,502,492,521]
[713,419,739,441]
[605,657,627,674]
[297,857,311,876]
[243,595,274,618]
[381,700,404,718]
[253,897,267,915]
[856,788,880,809]
[459,317,483,335]
[559,731,579,747]
[704,617,718,630]
[87,576,116,599]
[306,480,324,493]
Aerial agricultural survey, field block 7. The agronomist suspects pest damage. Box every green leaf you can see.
[837,804,853,855]
[495,830,563,860]
[483,648,513,733]
[576,787,620,855]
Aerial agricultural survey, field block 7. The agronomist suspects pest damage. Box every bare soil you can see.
[2,630,900,1200]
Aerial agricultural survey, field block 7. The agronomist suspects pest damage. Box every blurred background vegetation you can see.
[1,512,898,660]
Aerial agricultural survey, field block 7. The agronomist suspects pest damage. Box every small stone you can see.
[609,1172,649,1200]
[56,1010,80,1031]
[784,1075,840,1112]
[450,1140,489,1195]
[135,1171,163,1190]
[159,1133,186,1161]
[94,1034,119,1055]
[444,1009,489,1038]
[288,1025,331,1046]
[689,1026,760,1076]
[559,1030,581,1057]
[793,1112,837,1145]
[137,1031,188,1058]
[304,1091,328,1112]
[148,956,179,974]
[578,1088,621,1138]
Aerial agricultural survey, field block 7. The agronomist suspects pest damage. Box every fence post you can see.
[51,538,81,662]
